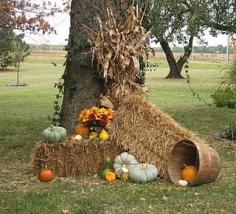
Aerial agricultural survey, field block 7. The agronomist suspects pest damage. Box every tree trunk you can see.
[177,36,194,72]
[160,38,183,79]
[16,61,20,85]
[160,36,194,79]
[60,0,129,133]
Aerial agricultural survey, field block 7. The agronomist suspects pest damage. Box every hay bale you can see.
[110,95,205,178]
[32,140,124,177]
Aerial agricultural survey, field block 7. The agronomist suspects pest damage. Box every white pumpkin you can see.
[74,134,82,142]
[129,163,158,183]
[113,152,139,176]
[178,180,188,186]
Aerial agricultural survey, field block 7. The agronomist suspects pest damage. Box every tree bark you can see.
[16,61,20,85]
[177,36,194,71]
[60,0,129,133]
[160,36,194,79]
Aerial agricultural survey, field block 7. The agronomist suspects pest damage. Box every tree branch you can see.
[209,22,236,33]
[177,35,194,71]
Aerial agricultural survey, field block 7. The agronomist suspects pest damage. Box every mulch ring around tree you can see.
[205,132,236,151]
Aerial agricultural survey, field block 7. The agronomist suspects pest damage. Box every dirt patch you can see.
[0,161,32,192]
[0,68,16,73]
[205,132,236,150]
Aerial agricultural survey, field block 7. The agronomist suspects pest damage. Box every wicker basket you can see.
[167,140,220,186]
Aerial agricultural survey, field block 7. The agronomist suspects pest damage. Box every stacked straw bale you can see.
[109,95,205,178]
[32,140,123,177]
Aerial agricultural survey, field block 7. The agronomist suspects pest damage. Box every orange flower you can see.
[79,109,90,122]
[78,107,114,124]
[106,108,113,120]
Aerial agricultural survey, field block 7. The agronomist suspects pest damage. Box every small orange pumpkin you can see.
[105,172,116,183]
[181,165,198,182]
[39,169,54,182]
[75,125,90,135]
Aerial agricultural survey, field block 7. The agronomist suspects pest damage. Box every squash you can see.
[54,127,67,139]
[74,134,82,142]
[129,163,158,184]
[113,152,139,176]
[42,126,67,143]
[105,172,116,183]
[178,180,188,186]
[181,165,198,182]
[39,169,54,182]
[121,173,129,182]
[89,132,98,139]
[76,125,90,135]
[102,157,113,178]
[99,129,109,141]
[105,157,112,165]
[71,134,82,144]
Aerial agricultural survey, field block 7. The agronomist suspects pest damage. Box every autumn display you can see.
[32,4,220,187]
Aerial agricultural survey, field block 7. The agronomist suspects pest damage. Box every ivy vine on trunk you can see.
[60,0,130,133]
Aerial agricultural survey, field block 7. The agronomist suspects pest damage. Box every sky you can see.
[24,10,229,47]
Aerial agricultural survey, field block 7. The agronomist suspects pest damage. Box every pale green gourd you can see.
[113,152,139,176]
[129,163,158,184]
[42,126,67,143]
[54,126,67,139]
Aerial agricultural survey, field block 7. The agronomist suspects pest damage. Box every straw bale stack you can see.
[109,94,205,178]
[32,140,123,177]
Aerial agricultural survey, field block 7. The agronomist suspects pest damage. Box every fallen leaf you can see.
[62,209,70,214]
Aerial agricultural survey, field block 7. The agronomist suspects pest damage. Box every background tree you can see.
[11,35,30,85]
[205,0,236,33]
[0,0,56,69]
[144,0,206,79]
[137,0,236,79]
[0,0,55,33]
[0,28,15,69]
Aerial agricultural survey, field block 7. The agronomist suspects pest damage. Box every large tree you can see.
[146,0,206,78]
[60,0,131,133]
[140,0,236,79]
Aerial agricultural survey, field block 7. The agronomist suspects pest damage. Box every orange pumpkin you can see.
[181,165,198,182]
[75,125,90,135]
[39,169,54,182]
[105,172,116,183]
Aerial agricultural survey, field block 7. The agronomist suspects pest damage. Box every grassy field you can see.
[0,54,236,214]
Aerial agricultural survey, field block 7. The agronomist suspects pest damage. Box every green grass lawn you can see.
[0,55,235,214]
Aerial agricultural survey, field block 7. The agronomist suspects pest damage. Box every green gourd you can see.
[113,152,139,176]
[102,157,113,178]
[121,173,129,182]
[54,126,67,139]
[129,163,158,184]
[42,126,67,143]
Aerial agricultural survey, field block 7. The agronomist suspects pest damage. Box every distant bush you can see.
[212,87,236,108]
[212,61,236,109]
[0,28,14,69]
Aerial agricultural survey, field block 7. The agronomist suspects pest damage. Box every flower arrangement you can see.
[72,107,114,144]
[79,107,113,128]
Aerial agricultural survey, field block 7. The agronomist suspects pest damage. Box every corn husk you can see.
[83,5,150,101]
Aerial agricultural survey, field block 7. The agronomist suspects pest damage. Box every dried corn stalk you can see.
[83,5,151,101]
